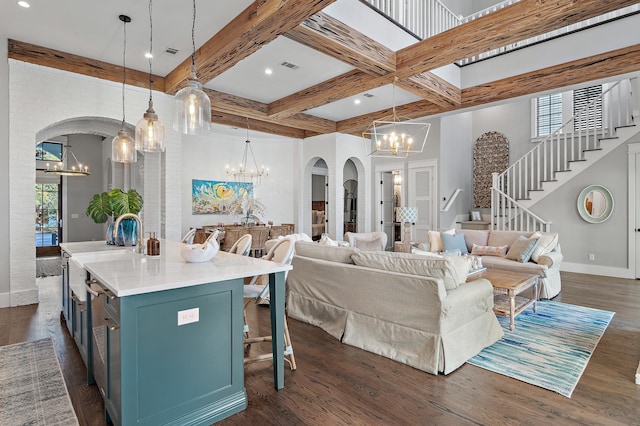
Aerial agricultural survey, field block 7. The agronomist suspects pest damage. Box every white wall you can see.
[64,134,106,242]
[180,130,297,235]
[439,111,473,228]
[0,37,9,307]
[7,60,179,307]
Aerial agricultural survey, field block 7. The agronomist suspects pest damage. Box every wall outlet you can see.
[589,253,595,262]
[177,307,199,326]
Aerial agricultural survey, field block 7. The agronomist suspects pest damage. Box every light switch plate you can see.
[177,307,199,326]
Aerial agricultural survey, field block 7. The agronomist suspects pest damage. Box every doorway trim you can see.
[374,162,405,233]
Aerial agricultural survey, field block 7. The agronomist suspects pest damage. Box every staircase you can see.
[491,78,639,232]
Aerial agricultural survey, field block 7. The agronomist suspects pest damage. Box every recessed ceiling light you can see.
[18,1,30,8]
[354,99,361,105]
[264,68,273,75]
[145,52,153,59]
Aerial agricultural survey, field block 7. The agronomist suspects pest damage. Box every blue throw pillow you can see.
[440,231,469,255]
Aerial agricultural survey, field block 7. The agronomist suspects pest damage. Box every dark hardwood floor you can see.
[1,272,639,425]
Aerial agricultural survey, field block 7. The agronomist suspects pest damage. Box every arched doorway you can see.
[343,159,358,233]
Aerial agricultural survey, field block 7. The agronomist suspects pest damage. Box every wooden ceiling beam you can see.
[164,0,336,95]
[339,44,640,136]
[205,89,336,134]
[462,43,640,107]
[337,100,442,136]
[267,70,392,119]
[396,0,639,79]
[397,73,460,108]
[210,110,306,139]
[8,39,165,92]
[284,12,395,77]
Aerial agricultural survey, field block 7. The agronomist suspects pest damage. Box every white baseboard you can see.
[560,262,634,279]
[8,288,39,307]
[0,292,9,308]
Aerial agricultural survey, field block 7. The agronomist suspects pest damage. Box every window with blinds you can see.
[573,85,603,132]
[536,93,562,136]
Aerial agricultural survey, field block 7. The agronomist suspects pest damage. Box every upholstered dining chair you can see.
[248,226,270,257]
[243,236,296,370]
[181,228,197,244]
[221,227,244,252]
[229,233,252,257]
[344,231,388,251]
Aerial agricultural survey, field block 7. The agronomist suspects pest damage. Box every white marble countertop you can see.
[60,240,133,256]
[66,239,291,297]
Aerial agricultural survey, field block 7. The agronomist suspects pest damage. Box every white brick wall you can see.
[8,60,181,306]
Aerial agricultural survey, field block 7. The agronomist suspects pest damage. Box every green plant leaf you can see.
[86,192,113,223]
[109,189,143,217]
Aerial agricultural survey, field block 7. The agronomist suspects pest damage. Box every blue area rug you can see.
[467,301,614,397]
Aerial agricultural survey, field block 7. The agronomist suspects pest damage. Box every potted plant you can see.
[86,188,143,245]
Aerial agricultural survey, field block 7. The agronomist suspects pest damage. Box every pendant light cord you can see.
[191,0,196,68]
[121,18,127,127]
[148,0,153,103]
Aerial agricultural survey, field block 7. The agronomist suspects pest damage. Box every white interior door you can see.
[381,172,394,250]
[408,161,437,244]
[635,152,640,278]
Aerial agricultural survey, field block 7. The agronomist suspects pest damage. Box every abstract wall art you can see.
[191,180,253,214]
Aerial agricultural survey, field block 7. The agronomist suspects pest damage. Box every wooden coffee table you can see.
[467,269,538,331]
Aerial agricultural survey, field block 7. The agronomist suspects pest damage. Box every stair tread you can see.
[541,179,558,182]
[568,159,587,163]
[583,148,603,152]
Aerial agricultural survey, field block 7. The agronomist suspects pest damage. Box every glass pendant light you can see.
[112,14,137,164]
[173,0,211,135]
[136,0,165,153]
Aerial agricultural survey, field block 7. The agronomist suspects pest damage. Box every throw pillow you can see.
[318,235,339,247]
[505,236,539,263]
[428,229,455,252]
[440,232,469,254]
[471,244,508,256]
[530,233,559,263]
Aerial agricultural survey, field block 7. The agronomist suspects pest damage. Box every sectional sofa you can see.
[286,242,504,375]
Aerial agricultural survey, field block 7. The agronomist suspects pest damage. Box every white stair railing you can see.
[362,0,461,39]
[491,177,551,232]
[492,78,635,231]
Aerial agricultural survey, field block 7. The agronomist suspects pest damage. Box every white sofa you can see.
[343,231,387,251]
[286,242,504,375]
[422,229,562,299]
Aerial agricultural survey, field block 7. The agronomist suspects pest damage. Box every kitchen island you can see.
[60,239,291,426]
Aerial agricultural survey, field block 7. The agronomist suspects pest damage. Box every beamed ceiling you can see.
[5,0,640,139]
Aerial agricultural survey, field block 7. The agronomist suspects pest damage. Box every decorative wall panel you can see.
[473,132,509,208]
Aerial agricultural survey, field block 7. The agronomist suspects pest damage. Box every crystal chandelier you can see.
[112,14,137,163]
[363,78,430,158]
[226,120,269,187]
[135,0,165,153]
[44,144,90,176]
[173,0,211,135]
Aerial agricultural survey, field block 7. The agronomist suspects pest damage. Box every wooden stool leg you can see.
[243,308,250,339]
[283,316,296,370]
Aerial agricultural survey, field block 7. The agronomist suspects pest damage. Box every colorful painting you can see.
[192,180,253,214]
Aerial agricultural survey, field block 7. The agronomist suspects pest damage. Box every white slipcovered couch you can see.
[423,229,562,299]
[286,242,504,375]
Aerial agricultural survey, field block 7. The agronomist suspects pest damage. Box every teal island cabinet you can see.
[63,239,290,426]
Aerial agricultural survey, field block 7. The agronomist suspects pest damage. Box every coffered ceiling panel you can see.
[204,36,355,103]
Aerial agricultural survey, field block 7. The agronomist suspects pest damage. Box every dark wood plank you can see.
[3,271,639,425]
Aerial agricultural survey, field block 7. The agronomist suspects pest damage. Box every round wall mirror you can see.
[577,185,614,223]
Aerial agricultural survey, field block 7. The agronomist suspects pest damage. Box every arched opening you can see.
[343,159,358,233]
[311,158,328,241]
[34,117,141,259]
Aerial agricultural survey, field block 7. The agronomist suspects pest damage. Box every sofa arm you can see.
[536,251,563,268]
[442,279,494,313]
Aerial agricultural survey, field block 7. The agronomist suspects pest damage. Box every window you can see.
[535,93,562,137]
[36,142,62,161]
[573,85,603,132]
[533,84,604,138]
